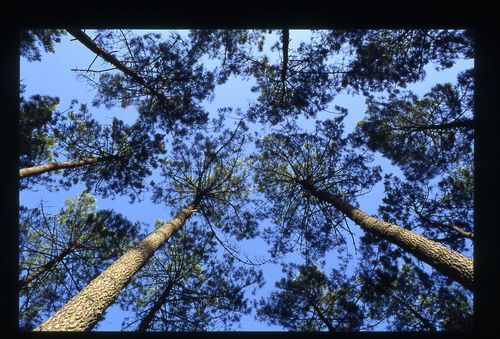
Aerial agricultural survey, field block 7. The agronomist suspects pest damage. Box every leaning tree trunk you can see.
[19,240,81,291]
[19,156,116,178]
[66,29,167,106]
[300,182,474,292]
[391,294,436,331]
[137,278,176,332]
[311,303,335,332]
[34,201,199,332]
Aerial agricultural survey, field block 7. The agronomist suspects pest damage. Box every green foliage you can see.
[19,91,59,169]
[251,118,381,258]
[152,120,261,241]
[325,29,473,94]
[86,31,216,137]
[351,69,473,180]
[189,29,472,124]
[378,168,473,252]
[41,101,167,201]
[19,29,474,332]
[257,263,365,331]
[20,29,66,62]
[119,222,263,331]
[356,237,473,331]
[19,191,142,330]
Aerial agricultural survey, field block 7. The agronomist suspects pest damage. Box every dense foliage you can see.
[19,191,141,330]
[19,29,474,332]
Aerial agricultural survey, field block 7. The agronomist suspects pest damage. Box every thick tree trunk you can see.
[19,156,115,178]
[300,182,474,292]
[19,240,81,291]
[33,202,198,332]
[137,278,176,331]
[66,29,167,106]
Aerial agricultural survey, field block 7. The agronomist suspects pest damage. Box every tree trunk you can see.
[311,303,335,332]
[19,156,116,178]
[391,294,436,331]
[280,29,289,84]
[19,240,81,291]
[66,29,167,106]
[137,278,176,331]
[300,182,474,292]
[279,29,289,104]
[33,202,198,332]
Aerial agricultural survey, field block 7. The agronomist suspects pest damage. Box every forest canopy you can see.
[19,28,474,332]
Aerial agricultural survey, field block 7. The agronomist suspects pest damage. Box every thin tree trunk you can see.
[300,182,474,292]
[19,156,116,178]
[137,278,176,331]
[311,303,335,332]
[34,202,199,332]
[279,29,289,104]
[19,240,81,291]
[391,294,436,331]
[415,212,474,240]
[66,29,167,106]
[280,29,289,84]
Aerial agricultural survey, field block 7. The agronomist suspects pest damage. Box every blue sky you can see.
[20,29,473,331]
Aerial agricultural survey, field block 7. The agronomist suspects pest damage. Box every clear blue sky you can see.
[19,29,473,331]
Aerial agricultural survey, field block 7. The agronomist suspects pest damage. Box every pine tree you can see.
[251,119,473,291]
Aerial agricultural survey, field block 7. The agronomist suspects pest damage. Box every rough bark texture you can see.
[33,203,198,332]
[301,182,474,292]
[137,278,176,331]
[19,156,114,178]
[19,240,81,291]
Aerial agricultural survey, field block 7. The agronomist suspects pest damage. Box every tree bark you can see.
[19,156,116,178]
[300,182,474,292]
[137,278,176,331]
[33,202,198,332]
[66,29,167,106]
[19,240,81,291]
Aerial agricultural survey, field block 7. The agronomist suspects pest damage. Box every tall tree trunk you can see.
[137,278,176,331]
[19,240,81,291]
[33,202,199,332]
[279,29,289,104]
[66,29,167,106]
[300,182,474,292]
[19,155,116,178]
[280,29,289,84]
